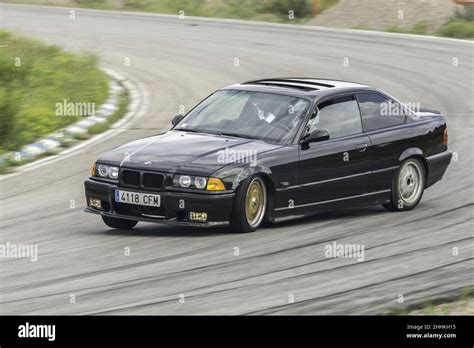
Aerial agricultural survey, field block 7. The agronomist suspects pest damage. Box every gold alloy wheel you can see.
[245,177,266,228]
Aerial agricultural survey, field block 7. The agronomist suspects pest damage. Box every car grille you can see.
[122,170,140,186]
[142,173,164,189]
[120,169,164,190]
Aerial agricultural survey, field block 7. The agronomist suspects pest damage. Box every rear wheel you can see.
[102,215,138,230]
[230,176,267,233]
[382,157,425,211]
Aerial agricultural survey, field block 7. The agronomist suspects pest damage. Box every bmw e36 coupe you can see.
[84,78,452,233]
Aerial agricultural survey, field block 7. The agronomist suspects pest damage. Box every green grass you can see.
[439,19,474,39]
[0,30,109,153]
[384,21,430,35]
[0,85,129,173]
[0,0,340,23]
[384,18,473,40]
[387,287,473,315]
[74,87,129,139]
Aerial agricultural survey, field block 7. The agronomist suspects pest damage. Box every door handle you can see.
[356,143,368,152]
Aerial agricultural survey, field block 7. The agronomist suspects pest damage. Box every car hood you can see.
[99,130,282,176]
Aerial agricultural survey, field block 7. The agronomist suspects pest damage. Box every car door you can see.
[298,94,371,206]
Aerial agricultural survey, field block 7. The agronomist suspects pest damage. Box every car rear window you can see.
[357,92,406,132]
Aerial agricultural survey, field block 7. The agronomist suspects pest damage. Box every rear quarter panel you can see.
[367,115,447,193]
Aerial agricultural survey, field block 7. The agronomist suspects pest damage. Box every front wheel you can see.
[230,176,267,233]
[382,157,426,211]
[102,215,138,230]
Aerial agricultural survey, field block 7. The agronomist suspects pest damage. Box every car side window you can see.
[356,92,406,132]
[305,95,362,139]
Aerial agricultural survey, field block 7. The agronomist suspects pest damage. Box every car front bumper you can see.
[84,178,235,227]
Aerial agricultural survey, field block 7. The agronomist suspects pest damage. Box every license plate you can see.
[115,190,161,207]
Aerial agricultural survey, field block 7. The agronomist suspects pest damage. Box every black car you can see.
[84,78,452,233]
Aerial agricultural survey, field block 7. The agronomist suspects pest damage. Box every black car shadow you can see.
[100,223,230,237]
[267,205,386,230]
[96,204,388,238]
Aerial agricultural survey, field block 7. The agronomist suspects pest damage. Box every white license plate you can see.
[115,190,161,207]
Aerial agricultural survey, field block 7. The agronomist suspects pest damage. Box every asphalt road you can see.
[0,4,472,315]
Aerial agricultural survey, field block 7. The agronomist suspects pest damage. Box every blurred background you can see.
[0,0,472,315]
[1,0,472,168]
[1,0,473,33]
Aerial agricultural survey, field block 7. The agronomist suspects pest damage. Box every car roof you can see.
[221,77,377,100]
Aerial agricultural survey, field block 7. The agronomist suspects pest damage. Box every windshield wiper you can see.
[176,129,258,140]
[215,132,257,140]
[175,128,206,134]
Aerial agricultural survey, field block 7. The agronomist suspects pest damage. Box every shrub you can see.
[439,19,474,39]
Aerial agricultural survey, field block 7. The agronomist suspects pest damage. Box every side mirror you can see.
[301,129,330,146]
[171,114,184,127]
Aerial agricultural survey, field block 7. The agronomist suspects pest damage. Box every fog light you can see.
[89,198,102,210]
[189,211,208,222]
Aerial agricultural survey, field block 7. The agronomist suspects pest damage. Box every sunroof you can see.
[246,78,335,90]
[286,79,335,88]
[246,80,319,91]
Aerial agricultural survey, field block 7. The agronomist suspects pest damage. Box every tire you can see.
[230,176,267,233]
[382,157,426,211]
[102,215,138,230]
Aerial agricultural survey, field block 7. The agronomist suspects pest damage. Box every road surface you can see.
[0,4,472,314]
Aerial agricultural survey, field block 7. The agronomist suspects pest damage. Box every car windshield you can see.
[174,90,311,144]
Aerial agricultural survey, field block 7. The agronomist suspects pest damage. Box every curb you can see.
[0,67,148,181]
[0,70,125,166]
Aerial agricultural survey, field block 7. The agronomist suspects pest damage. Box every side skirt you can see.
[271,190,391,223]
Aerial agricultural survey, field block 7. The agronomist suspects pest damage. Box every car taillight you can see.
[443,128,448,145]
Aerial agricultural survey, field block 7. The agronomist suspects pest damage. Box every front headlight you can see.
[94,163,119,180]
[97,164,108,177]
[174,175,215,190]
[178,175,191,188]
[194,177,207,189]
[109,166,119,180]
